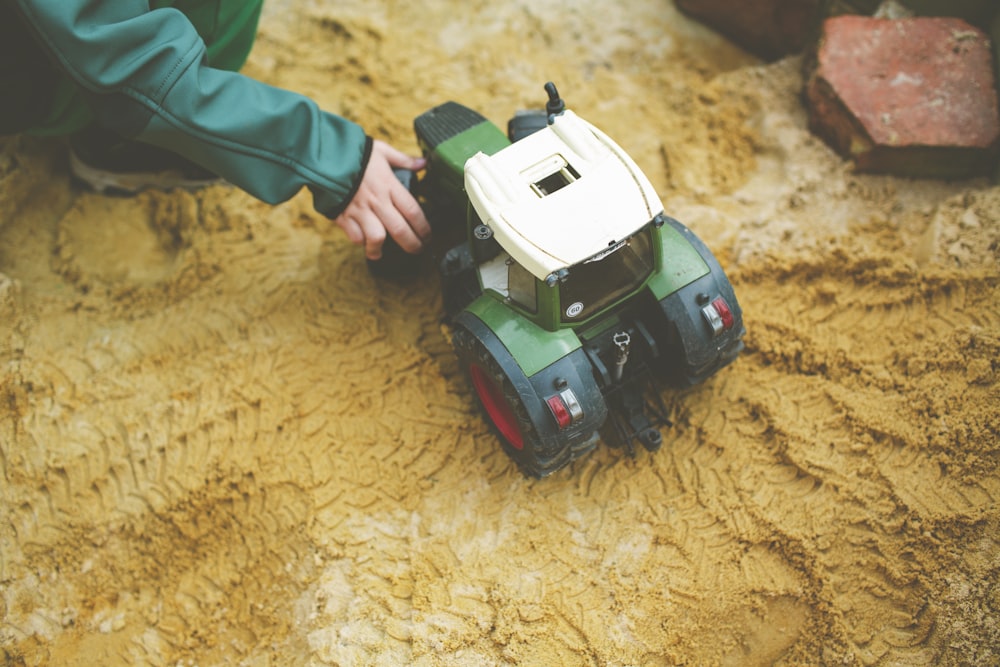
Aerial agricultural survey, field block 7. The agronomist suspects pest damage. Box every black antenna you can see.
[544,81,565,118]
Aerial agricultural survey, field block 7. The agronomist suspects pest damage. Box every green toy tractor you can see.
[395,83,744,477]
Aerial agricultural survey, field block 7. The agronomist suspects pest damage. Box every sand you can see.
[2,1,998,665]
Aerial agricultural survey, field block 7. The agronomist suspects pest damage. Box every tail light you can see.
[545,388,584,429]
[702,297,735,337]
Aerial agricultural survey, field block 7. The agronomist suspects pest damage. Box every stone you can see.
[805,15,1000,178]
[675,0,822,61]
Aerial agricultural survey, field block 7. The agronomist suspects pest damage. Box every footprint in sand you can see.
[55,190,194,289]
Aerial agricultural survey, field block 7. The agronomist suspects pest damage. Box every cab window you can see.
[560,228,654,322]
[508,259,537,313]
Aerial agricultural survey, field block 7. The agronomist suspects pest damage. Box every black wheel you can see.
[655,217,745,387]
[452,324,576,477]
[507,109,548,142]
[366,168,425,280]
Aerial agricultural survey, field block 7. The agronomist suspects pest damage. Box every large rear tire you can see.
[452,324,579,477]
[655,218,745,387]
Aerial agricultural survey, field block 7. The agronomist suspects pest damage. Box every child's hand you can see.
[334,140,430,260]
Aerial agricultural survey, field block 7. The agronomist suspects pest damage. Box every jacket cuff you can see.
[325,135,373,219]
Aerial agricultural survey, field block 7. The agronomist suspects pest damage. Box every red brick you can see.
[676,0,821,61]
[806,16,1000,178]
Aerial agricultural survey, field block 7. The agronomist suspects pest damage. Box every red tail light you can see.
[546,395,572,428]
[545,388,584,429]
[702,297,735,336]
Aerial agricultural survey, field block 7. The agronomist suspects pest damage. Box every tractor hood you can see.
[465,110,664,281]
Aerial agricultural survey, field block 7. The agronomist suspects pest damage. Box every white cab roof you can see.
[464,109,663,280]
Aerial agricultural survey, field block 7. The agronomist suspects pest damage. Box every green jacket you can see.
[7,0,371,218]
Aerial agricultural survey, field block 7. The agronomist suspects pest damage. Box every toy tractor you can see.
[394,83,745,477]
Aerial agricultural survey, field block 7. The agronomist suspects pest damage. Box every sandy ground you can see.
[2,1,999,665]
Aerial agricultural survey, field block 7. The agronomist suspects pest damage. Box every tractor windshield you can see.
[559,226,654,323]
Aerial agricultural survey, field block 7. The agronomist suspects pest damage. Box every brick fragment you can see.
[675,0,822,61]
[805,16,1000,178]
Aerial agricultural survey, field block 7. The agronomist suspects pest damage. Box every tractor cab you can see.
[464,108,664,331]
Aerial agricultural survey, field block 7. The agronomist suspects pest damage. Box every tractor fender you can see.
[464,293,580,377]
[453,310,608,453]
[656,218,745,385]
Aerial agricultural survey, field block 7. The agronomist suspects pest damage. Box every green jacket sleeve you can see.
[13,0,371,218]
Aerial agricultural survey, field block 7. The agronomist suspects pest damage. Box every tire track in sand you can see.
[1,189,380,663]
[680,247,1000,664]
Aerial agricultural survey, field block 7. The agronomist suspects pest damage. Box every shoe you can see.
[69,125,222,194]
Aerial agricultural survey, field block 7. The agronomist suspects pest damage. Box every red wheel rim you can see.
[470,363,524,450]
